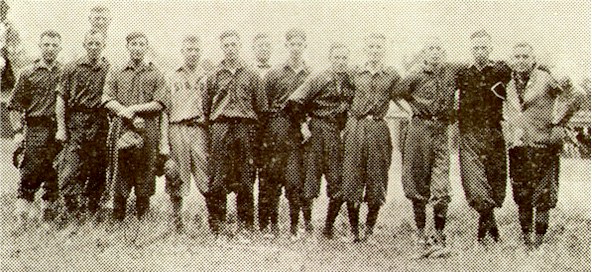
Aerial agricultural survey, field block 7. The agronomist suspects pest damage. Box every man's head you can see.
[511,43,536,73]
[126,32,148,62]
[470,30,493,65]
[181,35,201,67]
[83,30,106,60]
[328,43,349,73]
[38,30,61,64]
[0,0,9,22]
[89,6,111,32]
[364,33,386,64]
[422,36,444,66]
[220,30,241,62]
[252,33,271,64]
[285,28,307,59]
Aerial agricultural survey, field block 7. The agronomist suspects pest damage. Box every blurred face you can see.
[83,33,106,60]
[221,35,241,62]
[365,37,386,64]
[253,37,271,63]
[126,36,148,61]
[329,46,349,73]
[471,36,493,65]
[423,41,444,66]
[512,45,535,73]
[89,11,110,31]
[285,36,306,59]
[38,35,61,63]
[182,41,201,66]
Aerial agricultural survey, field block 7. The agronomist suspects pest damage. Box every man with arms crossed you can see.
[259,29,310,239]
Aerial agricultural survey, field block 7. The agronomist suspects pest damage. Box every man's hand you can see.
[301,122,312,143]
[557,76,573,92]
[118,107,135,120]
[55,129,67,143]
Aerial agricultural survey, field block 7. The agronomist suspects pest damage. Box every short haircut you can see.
[285,28,306,41]
[85,29,106,42]
[470,30,491,40]
[183,35,201,44]
[514,42,534,52]
[220,30,240,41]
[253,33,270,43]
[90,5,109,14]
[126,32,147,44]
[40,30,61,41]
[329,42,349,55]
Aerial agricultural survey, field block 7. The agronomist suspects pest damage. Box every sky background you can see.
[6,0,591,81]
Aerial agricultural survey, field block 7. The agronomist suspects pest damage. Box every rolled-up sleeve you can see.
[152,72,168,111]
[8,70,30,112]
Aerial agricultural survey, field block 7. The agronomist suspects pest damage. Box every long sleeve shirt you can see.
[288,69,355,123]
[263,62,311,115]
[57,56,110,110]
[456,61,512,132]
[349,64,400,119]
[396,63,463,123]
[9,59,62,118]
[205,59,266,122]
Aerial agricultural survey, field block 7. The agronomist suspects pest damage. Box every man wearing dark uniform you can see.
[397,37,461,248]
[9,30,63,221]
[341,34,400,243]
[455,30,511,243]
[287,43,355,239]
[55,30,110,222]
[259,29,310,239]
[205,31,266,243]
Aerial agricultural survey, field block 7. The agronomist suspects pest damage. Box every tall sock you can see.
[346,202,360,238]
[366,204,381,235]
[412,201,426,230]
[518,205,534,234]
[433,203,448,231]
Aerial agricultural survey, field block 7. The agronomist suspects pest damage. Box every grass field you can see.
[0,138,590,272]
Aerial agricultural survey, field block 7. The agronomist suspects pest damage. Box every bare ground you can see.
[0,139,589,272]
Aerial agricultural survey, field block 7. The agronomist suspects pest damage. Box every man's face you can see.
[221,35,241,62]
[89,11,110,31]
[83,33,105,60]
[330,46,349,73]
[471,36,493,64]
[39,36,61,63]
[126,37,148,61]
[423,42,444,66]
[253,38,271,63]
[512,46,535,73]
[365,37,386,64]
[286,36,306,59]
[182,41,201,66]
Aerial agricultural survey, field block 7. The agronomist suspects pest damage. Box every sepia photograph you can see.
[0,1,590,271]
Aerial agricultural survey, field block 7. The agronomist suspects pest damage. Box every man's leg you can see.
[509,147,535,247]
[431,127,451,246]
[236,122,256,232]
[112,149,134,222]
[301,119,325,233]
[323,123,345,239]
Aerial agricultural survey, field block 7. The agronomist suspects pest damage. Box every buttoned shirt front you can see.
[349,64,400,119]
[102,60,167,113]
[397,63,461,121]
[263,61,310,114]
[9,59,62,117]
[456,61,512,131]
[161,65,207,124]
[288,69,355,119]
[206,59,265,121]
[58,56,110,109]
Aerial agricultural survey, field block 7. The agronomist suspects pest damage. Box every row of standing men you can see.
[5,10,583,251]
